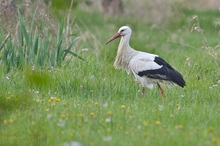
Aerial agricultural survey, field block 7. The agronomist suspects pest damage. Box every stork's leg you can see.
[141,86,145,97]
[157,83,166,101]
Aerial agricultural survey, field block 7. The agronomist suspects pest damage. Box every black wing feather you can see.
[138,57,186,87]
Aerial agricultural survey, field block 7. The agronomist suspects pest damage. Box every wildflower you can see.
[8,119,14,123]
[63,102,67,106]
[208,127,213,132]
[120,105,125,109]
[90,112,95,118]
[3,120,8,125]
[63,141,83,146]
[61,113,66,118]
[46,108,50,112]
[169,114,174,118]
[68,132,74,137]
[176,103,181,109]
[103,102,108,108]
[48,99,52,103]
[57,119,66,127]
[105,118,111,123]
[6,96,11,100]
[95,102,99,106]
[103,136,112,142]
[175,124,183,129]
[143,121,148,126]
[107,111,112,115]
[158,105,164,111]
[52,103,56,106]
[55,98,60,102]
[155,121,161,125]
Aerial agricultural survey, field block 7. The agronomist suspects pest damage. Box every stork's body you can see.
[106,26,185,100]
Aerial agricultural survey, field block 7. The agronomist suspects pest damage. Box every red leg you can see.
[141,86,145,98]
[157,83,166,101]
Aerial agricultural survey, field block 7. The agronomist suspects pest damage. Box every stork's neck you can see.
[114,34,136,73]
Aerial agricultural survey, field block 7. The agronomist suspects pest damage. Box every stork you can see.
[105,26,185,100]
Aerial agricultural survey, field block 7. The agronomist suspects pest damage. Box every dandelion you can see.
[107,111,112,115]
[143,121,148,126]
[61,113,66,118]
[3,120,8,125]
[6,96,11,100]
[175,124,183,129]
[169,114,174,118]
[68,132,74,138]
[155,121,161,125]
[208,127,213,132]
[120,105,125,109]
[63,102,67,106]
[90,112,95,118]
[48,99,52,103]
[176,103,181,109]
[8,119,14,123]
[55,98,60,102]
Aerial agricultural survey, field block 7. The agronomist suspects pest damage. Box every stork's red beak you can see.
[105,33,121,44]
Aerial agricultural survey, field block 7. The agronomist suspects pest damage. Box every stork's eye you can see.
[120,29,125,32]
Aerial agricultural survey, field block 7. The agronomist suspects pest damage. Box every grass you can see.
[0,3,220,146]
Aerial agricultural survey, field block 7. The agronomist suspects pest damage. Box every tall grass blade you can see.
[64,50,85,61]
[0,34,10,51]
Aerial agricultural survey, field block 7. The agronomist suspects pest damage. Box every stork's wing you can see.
[129,55,185,87]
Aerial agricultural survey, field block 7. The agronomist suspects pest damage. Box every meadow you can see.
[0,2,220,146]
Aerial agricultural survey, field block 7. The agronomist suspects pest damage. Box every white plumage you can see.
[106,26,185,100]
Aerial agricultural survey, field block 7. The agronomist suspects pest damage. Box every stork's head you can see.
[105,26,132,44]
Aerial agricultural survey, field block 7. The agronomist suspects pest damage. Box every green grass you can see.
[0,5,220,146]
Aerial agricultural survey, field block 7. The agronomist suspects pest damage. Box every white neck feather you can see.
[114,34,136,73]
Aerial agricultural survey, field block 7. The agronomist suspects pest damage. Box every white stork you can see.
[106,26,185,100]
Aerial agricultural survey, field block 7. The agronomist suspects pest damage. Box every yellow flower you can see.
[90,112,95,117]
[68,132,74,137]
[51,103,56,106]
[46,108,50,112]
[120,105,125,109]
[48,99,51,103]
[3,120,8,125]
[143,121,148,126]
[62,102,67,106]
[176,124,183,129]
[61,113,65,118]
[95,102,99,106]
[208,127,213,132]
[8,119,14,123]
[155,121,161,125]
[107,111,112,115]
[6,96,11,100]
[169,114,174,118]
